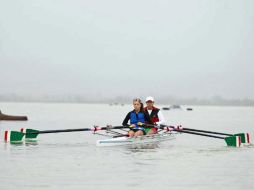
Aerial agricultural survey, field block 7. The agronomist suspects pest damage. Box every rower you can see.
[122,98,153,137]
[144,96,165,135]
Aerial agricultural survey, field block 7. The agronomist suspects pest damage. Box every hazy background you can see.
[0,0,254,104]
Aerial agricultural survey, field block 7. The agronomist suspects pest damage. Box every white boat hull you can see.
[96,132,176,147]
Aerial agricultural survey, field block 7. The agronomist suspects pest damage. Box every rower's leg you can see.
[128,130,135,137]
[134,130,144,137]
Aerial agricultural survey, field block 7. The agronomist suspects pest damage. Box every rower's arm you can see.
[156,110,166,125]
[122,112,131,126]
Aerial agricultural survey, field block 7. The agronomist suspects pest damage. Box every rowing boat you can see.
[96,131,177,147]
[0,110,28,121]
[3,125,251,148]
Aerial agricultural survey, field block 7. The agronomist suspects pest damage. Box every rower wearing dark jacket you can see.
[144,96,165,135]
[122,98,153,137]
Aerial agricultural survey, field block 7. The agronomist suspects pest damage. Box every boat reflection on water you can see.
[25,141,39,146]
[127,143,159,151]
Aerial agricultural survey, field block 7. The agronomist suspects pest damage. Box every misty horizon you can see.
[1,93,254,106]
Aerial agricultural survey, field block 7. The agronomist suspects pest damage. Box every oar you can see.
[145,123,238,136]
[156,125,242,147]
[177,129,241,147]
[4,125,128,143]
[168,129,225,139]
[144,124,249,147]
[161,125,250,145]
[23,126,127,134]
[164,125,233,136]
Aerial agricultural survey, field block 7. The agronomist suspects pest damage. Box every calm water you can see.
[0,103,253,190]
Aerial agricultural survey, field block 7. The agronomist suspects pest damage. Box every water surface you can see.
[0,103,253,190]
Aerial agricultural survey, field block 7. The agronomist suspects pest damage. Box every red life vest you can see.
[144,107,160,124]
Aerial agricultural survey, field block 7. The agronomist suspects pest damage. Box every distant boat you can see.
[0,110,28,121]
[109,103,124,106]
[169,105,182,109]
[162,105,182,111]
[186,108,193,111]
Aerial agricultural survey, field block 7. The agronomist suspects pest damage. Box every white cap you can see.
[145,96,154,102]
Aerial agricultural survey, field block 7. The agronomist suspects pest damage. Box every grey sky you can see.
[0,0,254,100]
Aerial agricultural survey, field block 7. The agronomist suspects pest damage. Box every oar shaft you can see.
[29,126,127,134]
[176,130,225,139]
[182,127,233,136]
[158,124,233,136]
[155,125,225,139]
[36,128,92,134]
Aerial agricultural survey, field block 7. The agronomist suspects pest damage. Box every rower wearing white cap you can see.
[144,96,165,135]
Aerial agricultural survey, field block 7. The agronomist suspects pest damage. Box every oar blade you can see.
[21,128,39,141]
[225,136,241,147]
[234,133,251,145]
[4,131,25,143]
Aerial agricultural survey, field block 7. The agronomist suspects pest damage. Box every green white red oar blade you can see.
[21,128,39,141]
[234,133,251,145]
[225,136,241,147]
[4,131,25,143]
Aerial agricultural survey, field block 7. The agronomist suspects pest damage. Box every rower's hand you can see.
[137,122,144,126]
[129,124,136,128]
